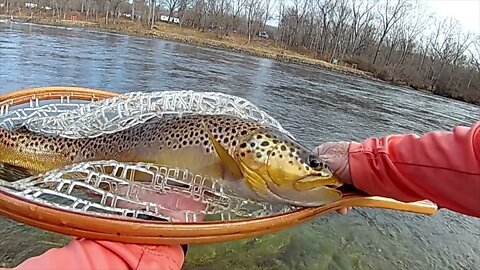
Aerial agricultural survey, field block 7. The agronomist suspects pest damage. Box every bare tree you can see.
[163,0,179,20]
[372,0,411,64]
[150,0,155,29]
[245,0,264,43]
[348,0,377,56]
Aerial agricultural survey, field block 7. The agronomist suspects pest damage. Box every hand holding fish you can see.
[313,142,351,185]
[313,142,352,215]
[314,121,480,219]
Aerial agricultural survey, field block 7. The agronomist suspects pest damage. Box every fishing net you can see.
[0,90,294,139]
[0,89,297,223]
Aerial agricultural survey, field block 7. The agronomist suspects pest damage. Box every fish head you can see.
[234,128,343,206]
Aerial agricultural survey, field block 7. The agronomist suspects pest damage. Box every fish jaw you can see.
[294,174,343,191]
[265,182,343,207]
[234,159,342,206]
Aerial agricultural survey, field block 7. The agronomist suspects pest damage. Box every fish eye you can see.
[308,155,323,169]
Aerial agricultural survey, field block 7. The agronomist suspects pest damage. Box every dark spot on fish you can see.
[265,134,272,138]
[206,148,210,153]
[250,142,256,148]
[279,154,283,158]
[272,139,279,144]
[289,161,293,165]
[266,150,272,156]
[240,152,245,157]
[271,152,275,156]
[290,148,295,153]
[240,130,247,135]
[223,137,229,144]
[281,145,287,151]
[256,152,262,159]
[261,141,269,147]
[256,135,262,139]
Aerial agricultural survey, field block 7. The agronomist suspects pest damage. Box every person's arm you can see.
[2,237,185,270]
[348,121,480,217]
[0,190,199,270]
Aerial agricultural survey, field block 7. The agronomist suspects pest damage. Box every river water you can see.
[0,22,479,269]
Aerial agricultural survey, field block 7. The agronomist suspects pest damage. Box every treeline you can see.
[2,0,479,104]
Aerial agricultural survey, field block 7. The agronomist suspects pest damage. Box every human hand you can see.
[313,141,352,215]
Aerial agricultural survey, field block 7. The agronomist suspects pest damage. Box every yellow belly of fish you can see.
[122,146,225,181]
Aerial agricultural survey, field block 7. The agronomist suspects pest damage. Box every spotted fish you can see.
[0,114,343,206]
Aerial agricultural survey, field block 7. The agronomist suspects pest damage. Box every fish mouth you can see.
[294,174,343,191]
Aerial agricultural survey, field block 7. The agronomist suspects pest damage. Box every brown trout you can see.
[0,114,343,206]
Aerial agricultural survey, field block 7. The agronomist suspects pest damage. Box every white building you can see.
[160,15,179,24]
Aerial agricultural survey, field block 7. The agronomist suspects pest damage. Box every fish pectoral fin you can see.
[0,162,34,182]
[201,120,243,179]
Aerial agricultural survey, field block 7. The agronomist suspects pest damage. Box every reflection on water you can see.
[0,22,479,269]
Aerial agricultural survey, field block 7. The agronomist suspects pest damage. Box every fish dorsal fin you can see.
[201,119,243,179]
[12,125,36,134]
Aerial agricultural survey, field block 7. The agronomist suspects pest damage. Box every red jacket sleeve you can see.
[348,121,480,217]
[2,238,184,270]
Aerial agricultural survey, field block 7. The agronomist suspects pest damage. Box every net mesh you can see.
[0,90,298,222]
[0,91,293,138]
